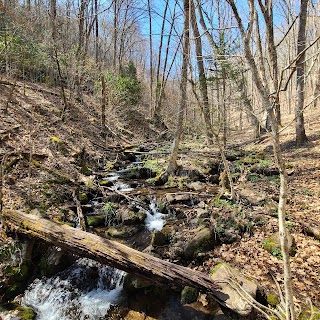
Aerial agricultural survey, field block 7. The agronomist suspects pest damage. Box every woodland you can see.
[0,0,320,319]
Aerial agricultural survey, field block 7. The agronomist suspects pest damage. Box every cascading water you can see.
[22,258,126,320]
[141,201,166,232]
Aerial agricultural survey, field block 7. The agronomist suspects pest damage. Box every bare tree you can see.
[295,0,309,145]
[166,0,190,174]
[226,0,295,318]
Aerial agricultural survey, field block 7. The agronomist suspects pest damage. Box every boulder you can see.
[187,181,206,192]
[263,232,296,257]
[210,263,257,316]
[236,185,266,205]
[106,225,143,239]
[180,286,199,304]
[184,227,214,259]
[86,214,106,227]
[118,208,146,225]
[165,193,191,204]
[152,230,169,247]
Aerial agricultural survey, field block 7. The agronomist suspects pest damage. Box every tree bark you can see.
[3,210,223,299]
[190,0,214,146]
[295,0,308,146]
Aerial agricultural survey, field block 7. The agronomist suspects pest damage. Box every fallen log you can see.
[3,210,224,303]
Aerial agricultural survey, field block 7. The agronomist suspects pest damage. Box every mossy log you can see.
[3,210,224,303]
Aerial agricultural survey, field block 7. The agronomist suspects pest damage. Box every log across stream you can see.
[3,210,228,307]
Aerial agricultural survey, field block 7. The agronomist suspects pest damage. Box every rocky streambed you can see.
[0,147,289,319]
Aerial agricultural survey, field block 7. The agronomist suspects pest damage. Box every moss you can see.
[267,294,279,306]
[79,192,89,204]
[50,136,63,144]
[50,136,69,156]
[209,262,228,275]
[100,180,113,187]
[180,286,199,304]
[86,215,106,227]
[80,164,92,176]
[17,306,36,320]
[4,263,29,282]
[299,306,320,320]
[262,238,283,259]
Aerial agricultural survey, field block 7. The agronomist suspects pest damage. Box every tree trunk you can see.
[3,210,222,298]
[295,0,308,146]
[190,0,214,146]
[166,0,190,174]
[147,0,153,117]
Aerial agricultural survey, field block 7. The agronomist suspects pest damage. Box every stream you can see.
[22,259,125,320]
[18,166,168,320]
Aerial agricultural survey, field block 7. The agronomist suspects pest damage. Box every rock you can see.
[165,192,191,204]
[184,227,214,259]
[86,214,106,227]
[237,185,266,205]
[123,310,156,320]
[188,181,206,192]
[181,286,199,304]
[210,263,257,316]
[123,274,153,293]
[152,230,169,246]
[100,180,113,187]
[263,232,296,257]
[119,167,156,179]
[218,229,241,244]
[107,225,143,239]
[207,160,223,174]
[118,208,146,225]
[208,174,220,184]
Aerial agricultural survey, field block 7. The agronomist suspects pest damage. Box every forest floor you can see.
[1,76,320,317]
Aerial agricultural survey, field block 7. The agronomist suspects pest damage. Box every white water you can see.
[145,201,166,232]
[104,173,120,181]
[22,258,125,320]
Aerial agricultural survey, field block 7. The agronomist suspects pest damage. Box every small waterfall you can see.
[145,201,166,232]
[22,258,125,320]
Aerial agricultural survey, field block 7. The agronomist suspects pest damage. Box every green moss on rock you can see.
[180,286,199,304]
[86,215,106,227]
[267,294,280,306]
[299,306,320,320]
[79,192,89,204]
[17,306,36,320]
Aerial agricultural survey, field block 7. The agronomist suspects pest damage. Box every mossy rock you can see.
[123,274,152,293]
[4,263,29,282]
[79,192,89,204]
[151,230,169,247]
[266,293,280,306]
[100,180,113,187]
[299,306,320,319]
[262,232,296,258]
[119,167,156,180]
[183,227,214,259]
[107,225,143,239]
[17,306,36,320]
[86,214,106,227]
[180,286,199,304]
[118,208,146,225]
